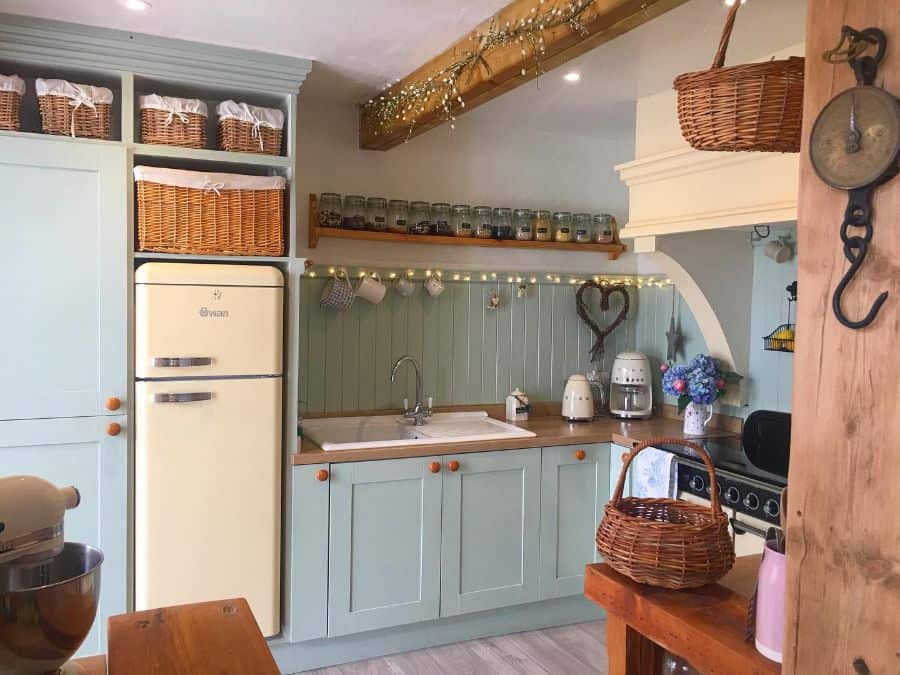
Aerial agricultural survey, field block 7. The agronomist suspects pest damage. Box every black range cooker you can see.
[659,410,791,528]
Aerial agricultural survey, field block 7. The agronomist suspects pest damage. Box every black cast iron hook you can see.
[831,187,890,329]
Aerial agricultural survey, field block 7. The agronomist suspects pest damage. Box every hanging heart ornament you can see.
[575,282,630,361]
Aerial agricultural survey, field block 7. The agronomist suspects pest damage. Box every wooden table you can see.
[73,598,279,675]
[584,556,780,675]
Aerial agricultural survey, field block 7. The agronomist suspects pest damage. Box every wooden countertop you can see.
[293,414,740,465]
[584,556,779,675]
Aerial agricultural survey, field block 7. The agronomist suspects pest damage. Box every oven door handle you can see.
[730,517,769,539]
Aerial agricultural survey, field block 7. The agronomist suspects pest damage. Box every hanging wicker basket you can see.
[673,3,804,153]
[596,437,735,589]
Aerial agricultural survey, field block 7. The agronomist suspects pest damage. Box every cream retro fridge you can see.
[134,263,283,636]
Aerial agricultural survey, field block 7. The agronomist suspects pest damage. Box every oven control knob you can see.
[763,499,781,518]
[743,493,760,510]
[724,486,741,504]
[706,481,723,497]
[688,475,705,492]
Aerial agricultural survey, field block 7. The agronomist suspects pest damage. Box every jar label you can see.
[537,227,549,234]
[576,229,588,236]
[395,219,407,227]
[559,226,571,234]
[459,222,471,230]
[375,216,386,225]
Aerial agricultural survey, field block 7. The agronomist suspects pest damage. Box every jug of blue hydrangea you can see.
[660,355,742,435]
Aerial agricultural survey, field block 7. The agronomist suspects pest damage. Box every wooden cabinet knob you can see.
[622,452,630,463]
[447,460,460,472]
[106,422,122,436]
[316,469,329,482]
[106,396,121,411]
[575,449,586,461]
[429,461,441,473]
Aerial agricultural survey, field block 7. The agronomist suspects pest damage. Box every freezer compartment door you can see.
[135,377,282,636]
[135,281,283,378]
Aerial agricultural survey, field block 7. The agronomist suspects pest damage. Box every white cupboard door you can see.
[135,377,282,636]
[0,135,126,420]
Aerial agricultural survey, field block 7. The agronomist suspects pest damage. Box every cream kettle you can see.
[562,374,594,422]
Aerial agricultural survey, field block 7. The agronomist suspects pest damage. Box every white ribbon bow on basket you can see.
[201,180,225,197]
[163,104,190,127]
[239,102,266,152]
[67,88,98,138]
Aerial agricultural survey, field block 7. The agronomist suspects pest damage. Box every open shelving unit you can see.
[307,194,627,260]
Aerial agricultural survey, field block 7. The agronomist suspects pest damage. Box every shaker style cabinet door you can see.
[0,135,127,421]
[539,443,611,599]
[440,448,541,617]
[327,457,442,637]
[0,415,128,656]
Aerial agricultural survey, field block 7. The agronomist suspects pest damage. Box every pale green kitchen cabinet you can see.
[327,456,443,637]
[0,134,127,421]
[539,443,611,599]
[440,447,541,617]
[0,415,128,656]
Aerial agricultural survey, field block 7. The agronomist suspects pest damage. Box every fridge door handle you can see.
[153,392,213,404]
[152,357,213,368]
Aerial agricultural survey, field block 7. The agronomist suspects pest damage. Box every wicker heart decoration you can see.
[575,282,630,361]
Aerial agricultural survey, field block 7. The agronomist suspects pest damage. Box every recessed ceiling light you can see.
[724,0,747,5]
[564,72,580,83]
[124,0,151,11]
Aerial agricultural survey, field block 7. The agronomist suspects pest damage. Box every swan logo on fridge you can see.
[198,307,229,318]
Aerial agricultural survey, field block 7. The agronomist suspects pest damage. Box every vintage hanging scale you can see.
[810,26,899,329]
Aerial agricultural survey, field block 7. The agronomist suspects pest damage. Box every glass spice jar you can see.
[365,197,388,231]
[318,192,342,228]
[431,202,452,236]
[474,206,493,239]
[452,204,473,237]
[387,199,409,234]
[343,195,366,230]
[593,214,617,243]
[533,210,552,241]
[514,208,533,240]
[409,201,431,235]
[574,213,593,243]
[493,207,513,240]
[553,211,573,242]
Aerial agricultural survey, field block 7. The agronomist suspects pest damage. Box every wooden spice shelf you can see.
[308,194,626,260]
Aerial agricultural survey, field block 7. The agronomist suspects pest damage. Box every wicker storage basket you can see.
[673,3,804,153]
[134,166,286,256]
[596,438,735,589]
[139,94,207,148]
[0,75,25,131]
[217,100,283,155]
[36,78,113,139]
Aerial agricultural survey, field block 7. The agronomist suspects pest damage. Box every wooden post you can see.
[786,1,900,673]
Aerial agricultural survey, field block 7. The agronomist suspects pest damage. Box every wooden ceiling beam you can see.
[359,0,690,150]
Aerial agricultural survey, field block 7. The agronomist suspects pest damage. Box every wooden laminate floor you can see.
[305,621,607,674]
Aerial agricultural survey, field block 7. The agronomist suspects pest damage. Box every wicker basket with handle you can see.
[596,437,735,590]
[673,3,804,153]
[217,100,283,155]
[139,94,207,148]
[36,78,113,139]
[134,165,285,256]
[0,75,25,131]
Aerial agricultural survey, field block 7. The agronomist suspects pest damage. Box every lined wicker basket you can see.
[673,3,804,153]
[217,100,283,155]
[596,438,735,590]
[139,94,207,148]
[0,75,25,131]
[36,79,113,139]
[134,166,286,256]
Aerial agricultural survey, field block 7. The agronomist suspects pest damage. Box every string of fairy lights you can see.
[361,0,605,140]
[304,265,672,289]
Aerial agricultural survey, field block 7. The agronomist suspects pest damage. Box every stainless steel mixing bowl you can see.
[0,543,103,675]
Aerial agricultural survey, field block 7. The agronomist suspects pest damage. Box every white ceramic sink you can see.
[302,411,536,451]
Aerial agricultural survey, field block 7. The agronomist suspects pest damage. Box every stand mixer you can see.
[0,476,103,675]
